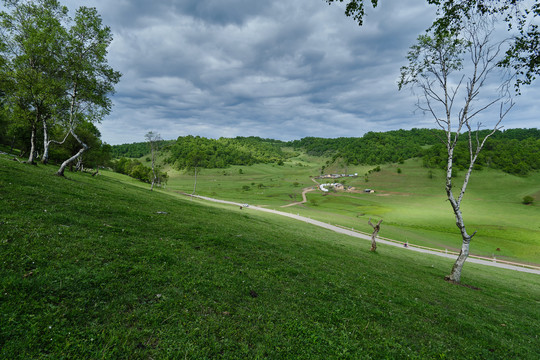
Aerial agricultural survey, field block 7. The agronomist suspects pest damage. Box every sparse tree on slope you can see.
[398,16,514,283]
[368,218,382,252]
[145,131,162,191]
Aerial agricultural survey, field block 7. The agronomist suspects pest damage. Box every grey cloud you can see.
[56,0,539,144]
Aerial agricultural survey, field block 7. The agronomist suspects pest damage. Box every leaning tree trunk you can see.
[368,218,383,252]
[443,145,477,283]
[57,129,88,176]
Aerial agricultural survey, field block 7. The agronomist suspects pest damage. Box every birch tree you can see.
[56,6,120,176]
[398,16,514,283]
[145,131,162,191]
[0,0,67,164]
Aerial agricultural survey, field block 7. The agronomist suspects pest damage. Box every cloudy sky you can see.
[58,0,538,144]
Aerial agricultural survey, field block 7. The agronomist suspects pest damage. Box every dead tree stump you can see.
[368,218,383,252]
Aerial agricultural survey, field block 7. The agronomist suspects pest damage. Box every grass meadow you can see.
[160,155,540,265]
[1,155,539,359]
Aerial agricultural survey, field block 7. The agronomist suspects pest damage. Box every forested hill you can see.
[165,136,289,169]
[110,128,540,175]
[111,140,174,158]
[423,128,540,176]
[289,128,438,164]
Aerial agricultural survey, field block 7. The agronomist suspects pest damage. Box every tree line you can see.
[422,129,540,176]
[0,0,120,175]
[289,128,437,164]
[111,140,174,159]
[111,157,168,187]
[110,128,539,176]
[164,135,289,170]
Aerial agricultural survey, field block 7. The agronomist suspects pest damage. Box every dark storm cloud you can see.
[57,0,538,144]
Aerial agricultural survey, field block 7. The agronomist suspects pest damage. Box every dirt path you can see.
[183,193,540,275]
[281,187,316,208]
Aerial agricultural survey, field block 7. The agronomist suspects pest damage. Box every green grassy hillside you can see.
[1,156,539,359]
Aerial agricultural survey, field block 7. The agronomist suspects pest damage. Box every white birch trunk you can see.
[56,129,88,176]
[28,121,37,164]
[42,120,50,164]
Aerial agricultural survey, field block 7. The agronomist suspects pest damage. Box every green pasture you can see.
[164,156,540,264]
[1,155,540,359]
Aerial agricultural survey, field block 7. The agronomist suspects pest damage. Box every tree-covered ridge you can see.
[167,135,289,170]
[108,128,539,175]
[423,129,540,176]
[111,140,173,159]
[289,128,439,163]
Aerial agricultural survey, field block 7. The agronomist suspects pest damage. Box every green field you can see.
[1,155,540,359]
[159,154,540,265]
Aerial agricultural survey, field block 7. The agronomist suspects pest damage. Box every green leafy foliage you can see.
[0,0,120,172]
[111,140,173,158]
[289,129,438,165]
[112,157,168,185]
[167,135,288,169]
[423,129,540,176]
[522,195,534,205]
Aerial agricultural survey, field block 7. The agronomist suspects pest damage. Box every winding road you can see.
[184,193,540,275]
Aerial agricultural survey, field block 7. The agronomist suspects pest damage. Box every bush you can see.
[522,196,534,205]
[397,168,402,174]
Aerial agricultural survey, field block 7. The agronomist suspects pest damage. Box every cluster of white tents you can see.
[319,183,343,192]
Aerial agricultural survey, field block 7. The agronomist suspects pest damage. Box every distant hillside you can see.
[289,128,437,164]
[423,128,540,176]
[111,128,540,175]
[111,140,174,159]
[166,136,291,169]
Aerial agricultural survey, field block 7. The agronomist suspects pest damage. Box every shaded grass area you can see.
[1,156,539,359]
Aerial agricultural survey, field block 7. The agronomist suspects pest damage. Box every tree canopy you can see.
[0,0,119,174]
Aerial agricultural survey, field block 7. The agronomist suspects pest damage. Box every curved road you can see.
[186,194,540,275]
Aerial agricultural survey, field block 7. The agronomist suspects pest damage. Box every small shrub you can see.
[397,168,402,174]
[428,170,434,179]
[293,182,300,187]
[242,185,250,191]
[522,196,534,205]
